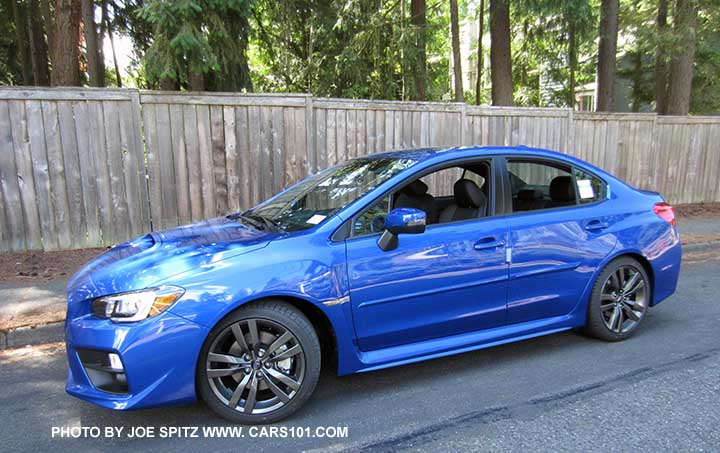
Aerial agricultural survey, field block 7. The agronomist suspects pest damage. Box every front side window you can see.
[574,168,607,204]
[507,160,576,212]
[351,160,492,237]
[244,158,416,232]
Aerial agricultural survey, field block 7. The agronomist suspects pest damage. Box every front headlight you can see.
[90,286,185,323]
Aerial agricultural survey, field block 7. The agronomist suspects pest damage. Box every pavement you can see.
[0,254,719,452]
[1,215,717,349]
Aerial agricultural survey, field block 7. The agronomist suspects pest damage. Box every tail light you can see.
[653,202,676,226]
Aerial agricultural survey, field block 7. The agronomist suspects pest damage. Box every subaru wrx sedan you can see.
[65,146,681,423]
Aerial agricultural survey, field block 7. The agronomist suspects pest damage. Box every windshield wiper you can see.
[228,212,283,232]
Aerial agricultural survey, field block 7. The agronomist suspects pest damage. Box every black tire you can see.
[197,300,321,424]
[584,257,651,342]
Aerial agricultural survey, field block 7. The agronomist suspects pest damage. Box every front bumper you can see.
[65,311,209,410]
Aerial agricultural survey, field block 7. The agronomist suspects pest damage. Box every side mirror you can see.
[377,208,426,251]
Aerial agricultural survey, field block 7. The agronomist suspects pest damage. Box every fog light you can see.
[77,349,129,394]
[108,353,124,372]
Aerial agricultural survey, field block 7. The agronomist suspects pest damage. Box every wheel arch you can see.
[205,295,339,373]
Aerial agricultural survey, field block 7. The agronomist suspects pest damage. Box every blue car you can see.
[65,146,681,423]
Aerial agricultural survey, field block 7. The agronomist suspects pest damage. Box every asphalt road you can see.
[1,248,719,452]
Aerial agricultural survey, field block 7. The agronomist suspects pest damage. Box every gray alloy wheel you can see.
[600,265,648,334]
[206,318,306,415]
[198,300,321,424]
[585,257,651,342]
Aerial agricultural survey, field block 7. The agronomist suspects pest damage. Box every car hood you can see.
[67,216,273,306]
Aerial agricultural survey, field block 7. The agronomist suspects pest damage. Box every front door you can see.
[345,159,509,351]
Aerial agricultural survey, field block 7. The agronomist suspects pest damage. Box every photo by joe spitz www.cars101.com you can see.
[65,146,681,424]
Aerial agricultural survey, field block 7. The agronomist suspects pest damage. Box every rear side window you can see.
[574,168,607,204]
[507,160,576,212]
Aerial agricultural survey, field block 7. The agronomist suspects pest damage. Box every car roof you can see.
[362,145,573,163]
[360,145,608,177]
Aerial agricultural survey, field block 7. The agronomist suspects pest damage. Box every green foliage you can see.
[0,0,22,85]
[691,2,720,114]
[250,0,450,101]
[511,0,599,107]
[139,0,253,90]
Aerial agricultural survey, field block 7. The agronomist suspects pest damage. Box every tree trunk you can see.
[11,0,33,85]
[567,19,577,108]
[82,0,103,86]
[450,0,464,102]
[26,0,51,86]
[596,0,619,112]
[489,0,512,105]
[655,0,669,114]
[189,70,205,91]
[106,14,122,87]
[51,0,82,86]
[666,0,697,116]
[631,51,643,112]
[411,0,426,101]
[41,0,54,61]
[475,0,485,105]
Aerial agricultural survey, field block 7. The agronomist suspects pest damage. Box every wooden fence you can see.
[1,87,719,252]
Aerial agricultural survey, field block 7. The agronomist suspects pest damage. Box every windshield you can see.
[241,157,416,232]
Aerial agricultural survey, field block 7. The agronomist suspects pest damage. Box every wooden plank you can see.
[357,109,367,157]
[7,101,42,250]
[196,104,216,218]
[375,109,385,153]
[258,107,273,200]
[294,107,309,179]
[140,93,308,107]
[41,100,73,248]
[0,101,26,251]
[366,109,376,154]
[315,108,327,170]
[57,100,87,248]
[336,110,347,162]
[346,109,357,159]
[72,101,101,246]
[326,109,337,167]
[235,107,252,210]
[210,105,228,214]
[402,110,413,148]
[155,103,178,229]
[26,100,58,250]
[305,97,316,173]
[272,107,286,191]
[143,103,163,228]
[102,100,131,243]
[393,110,402,149]
[246,106,262,205]
[283,107,297,185]
[129,90,151,233]
[170,104,191,224]
[384,110,393,151]
[223,105,239,213]
[0,88,132,101]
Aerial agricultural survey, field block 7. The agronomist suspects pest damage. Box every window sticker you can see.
[306,214,327,225]
[577,179,595,199]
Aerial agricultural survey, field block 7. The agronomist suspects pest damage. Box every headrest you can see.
[404,179,429,196]
[454,179,485,208]
[549,176,575,202]
[518,189,543,201]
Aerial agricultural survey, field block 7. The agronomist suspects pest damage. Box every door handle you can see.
[585,220,609,231]
[474,237,505,250]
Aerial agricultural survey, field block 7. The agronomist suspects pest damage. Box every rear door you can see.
[503,158,615,324]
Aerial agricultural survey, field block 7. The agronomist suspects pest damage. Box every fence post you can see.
[305,95,316,173]
[566,107,574,154]
[129,89,152,233]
